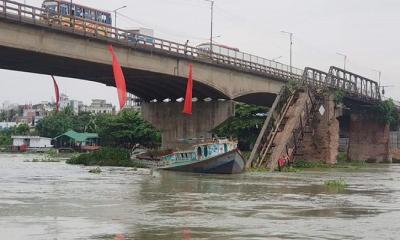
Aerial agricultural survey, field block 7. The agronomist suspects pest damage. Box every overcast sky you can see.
[1,0,399,107]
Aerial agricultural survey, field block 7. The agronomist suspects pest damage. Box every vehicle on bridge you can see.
[197,42,240,58]
[41,0,112,36]
[121,28,155,45]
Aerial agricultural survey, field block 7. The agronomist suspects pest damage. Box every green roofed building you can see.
[53,130,100,151]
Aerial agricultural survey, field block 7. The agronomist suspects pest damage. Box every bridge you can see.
[0,0,390,165]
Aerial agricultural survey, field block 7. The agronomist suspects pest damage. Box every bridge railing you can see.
[303,67,381,101]
[0,0,303,81]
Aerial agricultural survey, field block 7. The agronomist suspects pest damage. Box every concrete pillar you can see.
[299,93,340,164]
[347,112,390,163]
[142,101,235,149]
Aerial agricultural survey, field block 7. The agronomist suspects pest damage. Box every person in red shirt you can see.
[278,155,287,171]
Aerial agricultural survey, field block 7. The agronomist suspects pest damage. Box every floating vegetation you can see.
[88,167,102,174]
[324,179,347,193]
[29,158,61,163]
[67,147,147,168]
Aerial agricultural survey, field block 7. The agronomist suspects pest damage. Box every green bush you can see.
[374,99,399,125]
[67,147,145,168]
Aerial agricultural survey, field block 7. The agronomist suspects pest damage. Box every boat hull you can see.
[159,149,245,174]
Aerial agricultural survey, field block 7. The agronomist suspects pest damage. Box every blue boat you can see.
[137,140,245,174]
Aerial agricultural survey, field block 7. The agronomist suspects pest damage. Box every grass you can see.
[67,147,147,168]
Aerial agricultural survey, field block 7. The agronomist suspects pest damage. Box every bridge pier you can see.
[347,112,390,163]
[298,93,340,165]
[142,101,235,149]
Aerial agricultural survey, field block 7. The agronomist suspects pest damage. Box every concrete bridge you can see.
[0,0,306,106]
[0,0,390,162]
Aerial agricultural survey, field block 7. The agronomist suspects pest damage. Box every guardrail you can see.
[0,0,303,81]
[303,67,381,101]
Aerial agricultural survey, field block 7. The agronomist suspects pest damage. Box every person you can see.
[184,40,189,54]
[278,155,286,171]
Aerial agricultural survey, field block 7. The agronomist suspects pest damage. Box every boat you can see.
[136,139,246,174]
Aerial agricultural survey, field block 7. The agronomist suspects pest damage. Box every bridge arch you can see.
[233,92,278,107]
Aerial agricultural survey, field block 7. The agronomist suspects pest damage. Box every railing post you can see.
[18,4,21,21]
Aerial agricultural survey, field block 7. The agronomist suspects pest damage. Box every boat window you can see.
[181,153,185,159]
[204,146,208,157]
[197,147,202,158]
[224,144,228,153]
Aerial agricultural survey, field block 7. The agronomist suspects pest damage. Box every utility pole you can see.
[113,6,127,29]
[204,0,214,53]
[372,69,382,87]
[337,52,347,71]
[281,31,293,73]
[372,69,382,98]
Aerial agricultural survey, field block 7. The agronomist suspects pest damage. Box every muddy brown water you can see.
[0,154,399,240]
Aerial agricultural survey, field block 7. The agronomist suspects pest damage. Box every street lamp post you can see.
[337,52,347,71]
[204,0,214,53]
[113,5,127,29]
[281,31,293,73]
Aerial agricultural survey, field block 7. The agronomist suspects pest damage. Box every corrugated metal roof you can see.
[54,130,99,142]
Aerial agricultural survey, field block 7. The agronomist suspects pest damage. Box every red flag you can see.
[183,227,191,240]
[183,64,193,115]
[108,45,128,109]
[51,75,60,112]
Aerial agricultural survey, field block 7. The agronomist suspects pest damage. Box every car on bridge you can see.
[196,42,240,58]
[121,28,155,45]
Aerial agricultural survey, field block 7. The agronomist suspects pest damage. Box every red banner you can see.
[51,75,60,112]
[108,45,128,109]
[183,64,193,115]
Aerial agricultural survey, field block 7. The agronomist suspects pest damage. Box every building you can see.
[0,122,17,130]
[59,94,84,115]
[11,136,53,149]
[16,104,47,126]
[59,94,70,110]
[53,130,100,151]
[84,99,115,114]
[125,93,142,111]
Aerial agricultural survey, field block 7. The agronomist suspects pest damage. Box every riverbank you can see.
[66,147,147,168]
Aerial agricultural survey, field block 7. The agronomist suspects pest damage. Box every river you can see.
[0,153,399,240]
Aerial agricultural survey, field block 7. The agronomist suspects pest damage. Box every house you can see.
[11,136,53,152]
[53,130,100,152]
[0,122,17,130]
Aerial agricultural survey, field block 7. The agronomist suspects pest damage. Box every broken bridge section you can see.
[248,66,388,170]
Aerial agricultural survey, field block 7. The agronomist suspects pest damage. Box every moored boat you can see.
[136,139,246,174]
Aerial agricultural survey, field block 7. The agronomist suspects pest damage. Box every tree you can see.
[36,109,74,138]
[14,123,30,135]
[375,98,399,129]
[0,128,13,146]
[96,110,161,148]
[213,104,268,150]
